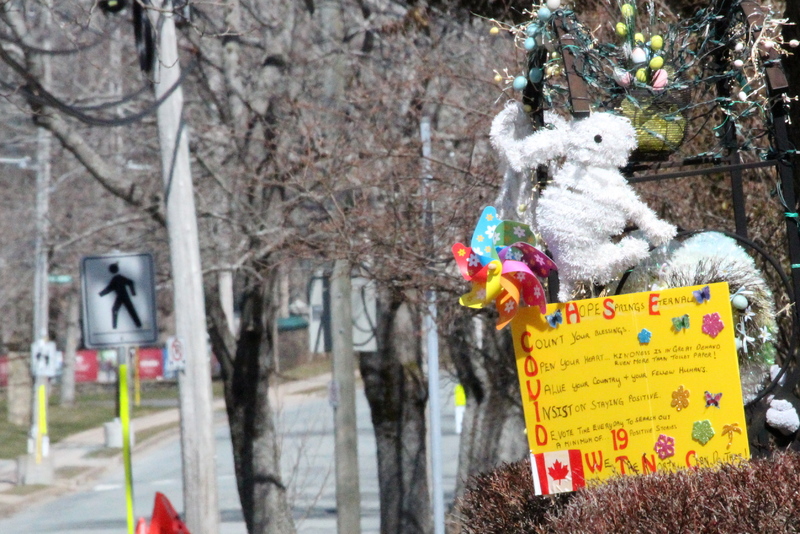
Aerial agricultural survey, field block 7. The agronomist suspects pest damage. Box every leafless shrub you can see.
[456,451,800,533]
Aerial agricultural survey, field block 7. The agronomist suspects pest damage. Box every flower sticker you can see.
[692,420,715,445]
[637,328,652,344]
[722,423,742,449]
[654,434,675,460]
[671,385,690,411]
[702,312,725,338]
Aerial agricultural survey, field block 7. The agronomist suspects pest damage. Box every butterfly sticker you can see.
[546,309,563,328]
[672,314,690,332]
[693,285,711,304]
[704,391,722,408]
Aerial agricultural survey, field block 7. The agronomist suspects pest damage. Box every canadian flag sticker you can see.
[531,449,586,495]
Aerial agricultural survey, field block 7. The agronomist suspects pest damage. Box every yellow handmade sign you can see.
[510,282,749,495]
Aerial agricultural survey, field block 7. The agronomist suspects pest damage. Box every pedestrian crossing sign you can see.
[81,253,158,348]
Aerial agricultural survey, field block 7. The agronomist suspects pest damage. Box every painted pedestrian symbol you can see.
[98,263,142,329]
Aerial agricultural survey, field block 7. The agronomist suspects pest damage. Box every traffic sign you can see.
[81,253,158,348]
[30,339,58,377]
[165,336,185,372]
[48,274,73,284]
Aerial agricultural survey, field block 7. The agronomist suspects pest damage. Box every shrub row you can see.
[455,452,800,533]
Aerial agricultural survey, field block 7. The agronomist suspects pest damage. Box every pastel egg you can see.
[634,32,645,44]
[651,69,668,90]
[526,24,538,37]
[635,68,648,83]
[631,47,647,64]
[650,35,664,50]
[733,59,744,68]
[513,76,528,91]
[616,22,628,36]
[537,7,552,20]
[649,56,664,70]
[732,294,749,310]
[613,67,632,86]
[738,90,748,101]
[493,73,503,83]
[489,26,500,35]
[791,39,800,48]
[529,67,543,83]
[621,3,634,17]
[735,42,744,51]
[546,0,561,9]
[524,37,537,50]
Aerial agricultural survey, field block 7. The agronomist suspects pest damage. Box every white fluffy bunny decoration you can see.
[491,101,676,301]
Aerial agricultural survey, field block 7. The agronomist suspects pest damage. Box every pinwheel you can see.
[452,206,557,329]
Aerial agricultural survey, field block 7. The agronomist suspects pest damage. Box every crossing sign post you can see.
[81,253,158,348]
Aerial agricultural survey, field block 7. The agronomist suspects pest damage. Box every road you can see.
[0,375,460,533]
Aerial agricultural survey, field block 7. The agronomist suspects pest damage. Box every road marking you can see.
[92,483,121,492]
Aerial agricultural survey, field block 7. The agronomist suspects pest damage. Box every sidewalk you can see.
[0,372,334,520]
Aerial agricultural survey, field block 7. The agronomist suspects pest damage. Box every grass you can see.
[277,356,331,383]
[0,382,183,460]
[1,484,48,496]
[136,421,179,443]
[0,358,331,461]
[55,465,91,479]
[83,447,120,459]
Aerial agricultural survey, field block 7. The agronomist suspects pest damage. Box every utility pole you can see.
[26,0,54,486]
[330,260,361,534]
[317,0,361,528]
[152,2,219,533]
[421,116,445,534]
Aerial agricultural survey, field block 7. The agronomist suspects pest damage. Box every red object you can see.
[532,450,586,495]
[75,350,99,383]
[0,355,8,387]
[137,347,164,380]
[136,517,148,534]
[148,492,191,534]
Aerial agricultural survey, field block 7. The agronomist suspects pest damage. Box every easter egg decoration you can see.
[620,3,635,17]
[651,68,668,90]
[537,6,552,21]
[650,34,663,50]
[616,22,628,37]
[513,76,528,91]
[635,68,649,83]
[613,67,632,87]
[529,67,544,83]
[545,0,561,10]
[524,37,537,51]
[631,47,647,64]
[649,56,664,70]
[732,294,749,311]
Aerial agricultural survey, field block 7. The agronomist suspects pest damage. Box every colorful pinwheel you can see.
[453,206,557,329]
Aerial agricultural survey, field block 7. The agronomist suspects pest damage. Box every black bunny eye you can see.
[594,134,603,143]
